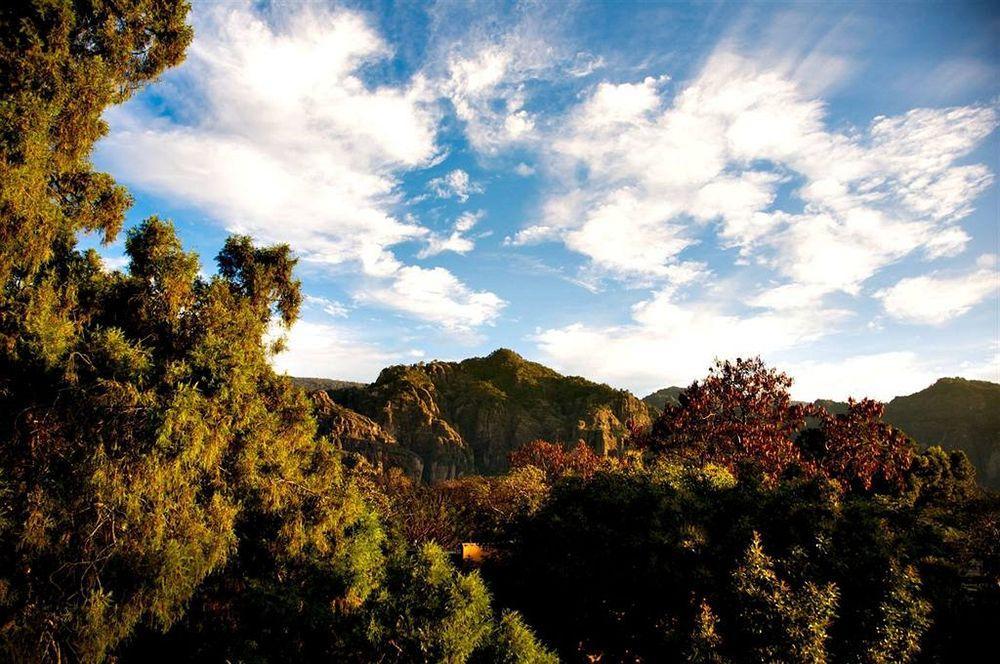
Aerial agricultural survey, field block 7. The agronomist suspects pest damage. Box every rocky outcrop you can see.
[326,368,472,482]
[323,349,653,478]
[310,390,424,479]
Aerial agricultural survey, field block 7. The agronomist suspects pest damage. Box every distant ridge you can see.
[642,386,685,413]
[883,377,999,489]
[290,376,366,392]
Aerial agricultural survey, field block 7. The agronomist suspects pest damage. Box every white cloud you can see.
[875,258,998,324]
[363,265,505,332]
[304,294,349,318]
[98,3,503,332]
[533,286,848,396]
[271,320,402,382]
[101,6,436,273]
[783,352,939,401]
[514,162,535,176]
[100,253,130,272]
[443,45,537,153]
[517,51,997,299]
[418,210,484,258]
[428,169,483,202]
[434,10,577,154]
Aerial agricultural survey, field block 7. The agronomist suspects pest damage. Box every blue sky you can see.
[89,0,999,399]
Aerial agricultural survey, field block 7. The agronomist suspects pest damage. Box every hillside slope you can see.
[883,378,1000,489]
[642,386,685,413]
[319,349,651,481]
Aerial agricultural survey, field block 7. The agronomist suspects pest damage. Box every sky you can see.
[89,0,1000,400]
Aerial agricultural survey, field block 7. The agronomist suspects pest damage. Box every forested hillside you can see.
[884,378,1000,489]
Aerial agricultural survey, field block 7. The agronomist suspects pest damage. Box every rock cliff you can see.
[310,390,424,479]
[317,349,652,480]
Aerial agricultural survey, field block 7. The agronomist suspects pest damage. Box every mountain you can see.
[802,379,999,488]
[309,349,652,481]
[882,378,1000,489]
[642,386,685,413]
[301,358,998,488]
[291,376,366,392]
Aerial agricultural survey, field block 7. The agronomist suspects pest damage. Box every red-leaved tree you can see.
[808,399,915,492]
[509,440,602,482]
[647,358,811,482]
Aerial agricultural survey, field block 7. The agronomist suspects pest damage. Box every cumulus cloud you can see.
[875,256,998,324]
[533,285,849,396]
[515,52,997,297]
[271,320,408,382]
[782,352,940,401]
[98,3,502,332]
[362,265,505,332]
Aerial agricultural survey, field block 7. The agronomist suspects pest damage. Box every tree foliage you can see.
[508,440,603,483]
[0,3,553,661]
[492,451,986,662]
[648,358,811,481]
[0,0,192,285]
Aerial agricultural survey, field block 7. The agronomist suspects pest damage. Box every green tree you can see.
[0,218,385,660]
[474,610,559,664]
[365,543,495,663]
[0,0,191,285]
[730,532,838,663]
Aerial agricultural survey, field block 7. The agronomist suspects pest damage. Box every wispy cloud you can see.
[98,3,503,333]
[418,210,484,258]
[427,169,483,202]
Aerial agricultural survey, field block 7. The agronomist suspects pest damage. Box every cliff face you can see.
[321,349,652,480]
[310,390,424,479]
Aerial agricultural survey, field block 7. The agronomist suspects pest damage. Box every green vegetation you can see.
[0,2,548,661]
[642,385,684,412]
[883,378,1000,489]
[291,376,366,392]
[1,2,996,662]
[323,348,651,480]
